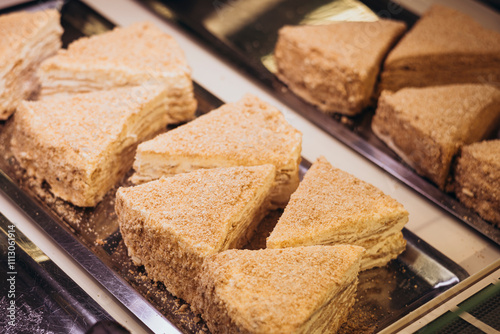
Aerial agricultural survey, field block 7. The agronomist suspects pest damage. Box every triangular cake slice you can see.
[381,5,500,91]
[132,94,302,207]
[116,165,276,303]
[454,140,500,226]
[274,20,406,115]
[0,9,62,119]
[267,157,408,271]
[193,245,364,334]
[372,84,500,189]
[11,85,182,207]
[38,21,196,122]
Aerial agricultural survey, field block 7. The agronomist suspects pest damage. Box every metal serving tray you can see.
[0,1,468,333]
[0,212,112,333]
[137,0,500,246]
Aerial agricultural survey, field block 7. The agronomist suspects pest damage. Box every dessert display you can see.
[132,94,302,207]
[0,1,487,333]
[274,20,406,115]
[193,245,364,334]
[380,5,500,92]
[10,85,180,207]
[267,156,408,271]
[372,84,500,190]
[453,140,500,226]
[116,165,276,304]
[0,9,62,120]
[38,21,197,123]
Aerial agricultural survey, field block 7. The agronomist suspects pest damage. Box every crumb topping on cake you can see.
[16,85,166,160]
[137,94,302,166]
[117,165,276,255]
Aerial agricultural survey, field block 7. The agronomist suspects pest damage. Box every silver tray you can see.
[0,1,468,333]
[0,212,113,333]
[137,0,500,245]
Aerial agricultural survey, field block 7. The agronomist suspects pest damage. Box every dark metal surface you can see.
[0,212,112,333]
[138,0,500,246]
[0,0,471,333]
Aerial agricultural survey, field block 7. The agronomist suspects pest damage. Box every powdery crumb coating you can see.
[137,94,302,168]
[267,156,408,249]
[40,21,190,78]
[194,245,364,334]
[116,165,275,302]
[372,84,500,189]
[15,86,166,160]
[0,9,62,119]
[0,9,60,67]
[118,165,276,255]
[11,85,171,206]
[274,20,406,115]
[381,5,500,91]
[454,140,500,225]
[385,5,500,68]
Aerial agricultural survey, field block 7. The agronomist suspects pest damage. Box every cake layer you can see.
[11,85,181,207]
[0,9,62,119]
[116,165,276,303]
[454,140,500,226]
[132,94,302,207]
[372,84,500,189]
[192,245,364,334]
[38,21,196,122]
[380,5,500,91]
[267,156,409,270]
[275,20,406,115]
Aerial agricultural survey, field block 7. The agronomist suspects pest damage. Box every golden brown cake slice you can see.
[132,94,302,207]
[38,21,196,122]
[267,157,408,271]
[116,165,276,303]
[193,245,364,334]
[380,5,500,92]
[11,85,181,207]
[454,140,500,226]
[0,9,62,120]
[372,84,500,190]
[274,20,406,115]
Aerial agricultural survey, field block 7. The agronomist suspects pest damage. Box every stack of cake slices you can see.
[116,103,409,331]
[380,5,500,92]
[0,9,62,120]
[9,19,197,207]
[275,19,406,116]
[132,94,302,208]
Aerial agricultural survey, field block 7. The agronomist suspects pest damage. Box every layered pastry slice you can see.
[116,165,275,303]
[38,21,196,122]
[193,245,364,334]
[0,9,62,120]
[372,84,500,190]
[132,94,302,207]
[267,157,408,271]
[380,5,500,92]
[454,140,500,226]
[274,20,406,115]
[11,85,180,207]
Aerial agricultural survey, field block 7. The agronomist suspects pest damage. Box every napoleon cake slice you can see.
[38,21,196,122]
[0,9,62,120]
[274,20,406,115]
[11,85,180,207]
[454,140,500,226]
[372,84,500,190]
[192,245,364,334]
[132,94,302,207]
[267,157,408,271]
[116,165,275,303]
[380,5,500,92]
